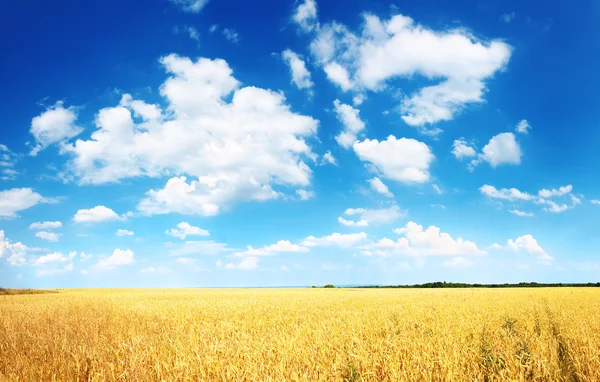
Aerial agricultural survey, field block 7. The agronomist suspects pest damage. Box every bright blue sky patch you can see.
[1,0,599,287]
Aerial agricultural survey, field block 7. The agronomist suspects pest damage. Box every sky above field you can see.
[1,0,599,287]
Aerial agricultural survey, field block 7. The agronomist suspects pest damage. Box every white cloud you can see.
[509,209,534,217]
[0,188,49,218]
[471,132,521,169]
[353,94,366,106]
[0,144,19,180]
[36,263,74,277]
[73,206,123,223]
[364,222,483,258]
[282,49,313,90]
[116,229,134,236]
[167,240,232,257]
[516,119,531,134]
[80,252,92,261]
[30,102,82,155]
[341,205,403,226]
[61,55,318,215]
[324,63,353,91]
[308,13,511,127]
[395,221,485,256]
[538,185,572,198]
[222,28,239,43]
[169,0,209,13]
[367,177,393,198]
[35,231,62,242]
[493,234,551,261]
[442,256,473,268]
[541,200,569,213]
[165,222,209,240]
[95,249,135,269]
[34,251,76,265]
[209,24,218,33]
[338,217,368,227]
[296,189,315,200]
[353,136,434,183]
[430,204,446,209]
[186,26,200,42]
[479,185,533,201]
[452,138,477,159]
[1,233,41,266]
[232,240,309,258]
[292,0,319,33]
[333,100,365,148]
[225,256,259,270]
[432,184,443,195]
[29,221,62,230]
[591,200,600,205]
[321,150,337,165]
[483,184,581,214]
[501,12,516,23]
[302,232,367,247]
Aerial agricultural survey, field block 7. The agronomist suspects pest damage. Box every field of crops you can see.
[1,288,598,381]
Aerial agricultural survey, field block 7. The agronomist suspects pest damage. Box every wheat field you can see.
[1,288,598,381]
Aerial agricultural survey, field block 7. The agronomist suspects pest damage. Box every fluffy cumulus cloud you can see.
[362,222,484,257]
[470,132,522,169]
[1,230,42,266]
[35,231,62,242]
[169,0,209,13]
[333,100,365,148]
[95,249,135,269]
[59,55,318,215]
[116,229,134,236]
[591,200,600,205]
[302,232,367,247]
[0,188,50,218]
[73,206,123,223]
[339,205,402,227]
[292,0,319,33]
[165,222,209,239]
[396,221,485,256]
[307,12,511,129]
[367,177,393,198]
[29,221,62,230]
[492,235,551,261]
[538,185,572,198]
[30,102,82,156]
[282,49,313,90]
[353,136,434,183]
[452,138,477,159]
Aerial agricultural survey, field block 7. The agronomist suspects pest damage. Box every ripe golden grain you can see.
[1,288,598,381]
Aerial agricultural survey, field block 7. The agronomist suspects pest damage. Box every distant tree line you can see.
[351,281,600,289]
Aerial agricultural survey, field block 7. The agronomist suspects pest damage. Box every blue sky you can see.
[1,0,599,287]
